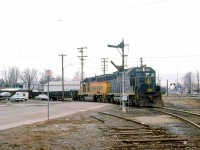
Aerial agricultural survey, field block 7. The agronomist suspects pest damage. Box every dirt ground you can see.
[0,96,200,150]
[0,104,117,150]
[163,96,200,110]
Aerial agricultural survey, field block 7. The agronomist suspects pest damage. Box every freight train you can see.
[29,90,78,100]
[78,61,163,107]
[0,89,78,101]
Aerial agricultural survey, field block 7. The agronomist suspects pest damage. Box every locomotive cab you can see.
[132,66,163,107]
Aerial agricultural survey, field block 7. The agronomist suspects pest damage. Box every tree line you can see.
[161,70,200,94]
[3,66,198,94]
[182,70,200,93]
[0,66,82,90]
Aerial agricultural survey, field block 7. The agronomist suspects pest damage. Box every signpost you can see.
[45,70,52,121]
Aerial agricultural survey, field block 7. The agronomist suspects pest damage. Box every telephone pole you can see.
[58,54,66,101]
[101,58,109,75]
[77,47,87,82]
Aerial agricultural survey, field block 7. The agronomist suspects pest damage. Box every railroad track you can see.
[90,111,198,149]
[153,107,200,132]
[152,107,200,148]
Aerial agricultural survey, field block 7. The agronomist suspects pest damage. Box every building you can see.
[22,82,44,91]
[44,81,80,92]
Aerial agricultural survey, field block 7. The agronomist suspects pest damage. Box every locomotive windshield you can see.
[133,67,155,77]
[130,67,156,87]
[136,72,155,77]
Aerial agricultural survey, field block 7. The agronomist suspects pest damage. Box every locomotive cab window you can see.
[151,73,155,77]
[136,73,142,77]
[145,73,150,76]
[145,72,155,77]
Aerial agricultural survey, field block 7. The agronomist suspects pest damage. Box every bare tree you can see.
[182,71,193,93]
[72,71,83,81]
[2,69,8,87]
[0,79,6,88]
[54,75,62,81]
[39,71,53,84]
[3,67,20,88]
[21,68,37,90]
[197,70,200,94]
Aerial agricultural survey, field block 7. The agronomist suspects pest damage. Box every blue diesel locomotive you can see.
[79,62,163,107]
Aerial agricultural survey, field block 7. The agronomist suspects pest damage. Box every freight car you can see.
[29,90,78,101]
[78,62,163,107]
[0,89,78,101]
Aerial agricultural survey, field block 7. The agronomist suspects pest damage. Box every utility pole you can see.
[47,74,50,121]
[196,71,200,96]
[77,47,87,82]
[101,58,109,75]
[140,57,143,67]
[167,79,169,96]
[157,70,160,85]
[58,54,66,101]
[177,62,179,93]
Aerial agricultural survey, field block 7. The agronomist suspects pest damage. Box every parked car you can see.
[10,94,25,102]
[35,94,49,100]
[190,92,198,96]
[0,92,11,100]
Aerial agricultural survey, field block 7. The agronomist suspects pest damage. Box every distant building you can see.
[22,82,44,91]
[44,81,80,92]
[0,88,22,92]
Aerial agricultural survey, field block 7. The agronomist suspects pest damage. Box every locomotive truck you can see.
[78,63,163,107]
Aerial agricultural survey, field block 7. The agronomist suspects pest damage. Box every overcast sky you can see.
[0,0,200,85]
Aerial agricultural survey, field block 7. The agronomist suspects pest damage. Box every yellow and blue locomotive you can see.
[78,61,163,107]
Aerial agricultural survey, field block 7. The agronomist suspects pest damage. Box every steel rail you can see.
[90,115,105,123]
[99,112,149,127]
[162,107,200,117]
[154,109,200,132]
[98,111,197,149]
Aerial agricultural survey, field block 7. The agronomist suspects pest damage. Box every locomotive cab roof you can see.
[82,66,156,83]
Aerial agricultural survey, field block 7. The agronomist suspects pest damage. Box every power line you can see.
[128,55,200,60]
[58,0,170,21]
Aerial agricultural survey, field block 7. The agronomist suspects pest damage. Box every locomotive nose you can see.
[147,88,153,92]
[148,95,154,101]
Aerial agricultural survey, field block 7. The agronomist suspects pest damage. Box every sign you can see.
[121,94,128,101]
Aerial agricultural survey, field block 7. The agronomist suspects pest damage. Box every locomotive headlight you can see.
[147,88,153,92]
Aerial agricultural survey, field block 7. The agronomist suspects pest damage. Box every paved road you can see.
[0,100,111,130]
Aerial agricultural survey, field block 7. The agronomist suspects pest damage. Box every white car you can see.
[10,94,25,102]
[0,92,11,100]
[35,94,49,100]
